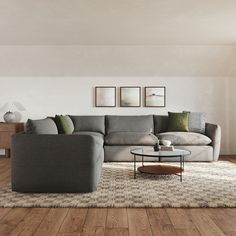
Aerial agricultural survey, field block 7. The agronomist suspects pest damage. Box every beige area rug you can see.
[0,161,236,208]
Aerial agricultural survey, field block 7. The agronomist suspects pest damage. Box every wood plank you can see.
[58,208,88,235]
[82,208,107,236]
[0,208,11,220]
[226,157,236,164]
[224,208,236,221]
[34,208,69,236]
[81,226,105,236]
[166,209,198,230]
[0,208,30,235]
[106,228,129,236]
[57,233,81,236]
[83,208,107,228]
[226,231,236,236]
[127,208,152,236]
[10,208,49,236]
[106,208,128,228]
[146,208,177,236]
[175,228,201,236]
[220,156,236,163]
[189,209,225,236]
[206,209,236,235]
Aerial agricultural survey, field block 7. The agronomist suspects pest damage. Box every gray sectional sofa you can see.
[11,115,221,193]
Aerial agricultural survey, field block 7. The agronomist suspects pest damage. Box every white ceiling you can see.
[0,0,236,45]
[0,1,236,76]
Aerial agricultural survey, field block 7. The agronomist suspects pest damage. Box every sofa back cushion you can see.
[154,115,169,134]
[70,116,105,134]
[26,118,58,134]
[105,115,154,134]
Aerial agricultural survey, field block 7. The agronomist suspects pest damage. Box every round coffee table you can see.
[130,148,191,182]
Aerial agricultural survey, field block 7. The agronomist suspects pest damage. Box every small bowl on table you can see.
[162,140,171,147]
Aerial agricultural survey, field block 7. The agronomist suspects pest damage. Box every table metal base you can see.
[133,153,184,182]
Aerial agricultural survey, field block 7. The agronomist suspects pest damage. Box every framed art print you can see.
[95,86,116,107]
[120,87,141,107]
[145,87,166,107]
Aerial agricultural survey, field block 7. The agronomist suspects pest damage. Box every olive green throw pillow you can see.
[167,112,189,132]
[55,115,74,134]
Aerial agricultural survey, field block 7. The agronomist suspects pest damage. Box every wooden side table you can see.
[0,123,24,157]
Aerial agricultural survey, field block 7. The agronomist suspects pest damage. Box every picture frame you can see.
[120,87,141,107]
[95,86,116,107]
[144,86,166,107]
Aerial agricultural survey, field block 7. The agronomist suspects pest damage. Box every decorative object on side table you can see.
[0,101,26,122]
[3,111,16,123]
[0,122,24,157]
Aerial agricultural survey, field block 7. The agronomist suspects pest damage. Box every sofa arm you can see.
[11,133,104,192]
[205,123,221,161]
[12,133,102,165]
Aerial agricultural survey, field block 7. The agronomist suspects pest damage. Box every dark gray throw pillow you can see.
[183,111,206,134]
[26,118,58,134]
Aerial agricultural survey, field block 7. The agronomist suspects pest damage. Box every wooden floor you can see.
[0,156,235,236]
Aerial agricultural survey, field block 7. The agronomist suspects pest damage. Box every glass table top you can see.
[130,148,191,157]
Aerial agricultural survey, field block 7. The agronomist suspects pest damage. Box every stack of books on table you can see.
[160,145,175,151]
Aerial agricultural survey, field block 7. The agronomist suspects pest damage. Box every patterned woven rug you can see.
[1,161,236,208]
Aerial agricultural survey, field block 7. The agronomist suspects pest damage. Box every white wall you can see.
[0,76,235,154]
[228,79,236,154]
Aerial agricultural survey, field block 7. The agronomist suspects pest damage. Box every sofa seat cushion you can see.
[73,131,104,145]
[105,132,158,146]
[157,132,212,146]
[106,115,154,134]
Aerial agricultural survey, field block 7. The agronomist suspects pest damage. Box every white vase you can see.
[3,111,16,123]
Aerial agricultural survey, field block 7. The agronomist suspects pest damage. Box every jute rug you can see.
[0,161,236,208]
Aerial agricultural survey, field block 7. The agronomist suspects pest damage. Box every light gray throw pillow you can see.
[26,118,58,134]
[183,111,206,134]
